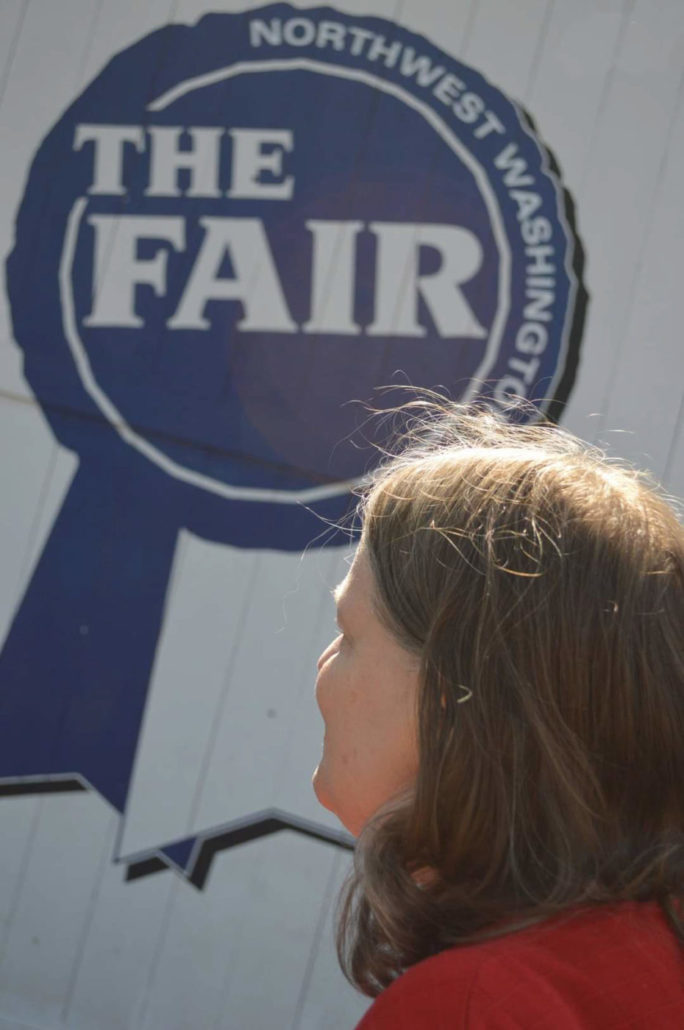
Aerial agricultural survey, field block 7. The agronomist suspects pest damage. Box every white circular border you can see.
[60,57,511,504]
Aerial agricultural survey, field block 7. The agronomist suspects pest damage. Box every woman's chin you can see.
[312,765,351,828]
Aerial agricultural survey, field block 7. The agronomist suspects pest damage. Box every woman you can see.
[313,402,684,1027]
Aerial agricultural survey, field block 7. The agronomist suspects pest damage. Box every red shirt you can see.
[356,901,683,1028]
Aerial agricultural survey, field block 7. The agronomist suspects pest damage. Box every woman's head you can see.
[326,401,684,994]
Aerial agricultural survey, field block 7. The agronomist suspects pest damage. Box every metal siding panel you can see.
[560,0,684,448]
[0,798,42,972]
[590,73,684,482]
[459,0,553,98]
[0,1018,56,1030]
[294,852,371,1029]
[208,837,356,1030]
[119,535,261,861]
[134,837,363,1030]
[61,861,175,1030]
[0,2,31,114]
[0,794,116,1029]
[398,0,479,57]
[663,395,684,500]
[524,1,628,190]
[0,4,683,1030]
[192,547,348,835]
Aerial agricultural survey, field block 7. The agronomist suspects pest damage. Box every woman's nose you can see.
[317,637,338,672]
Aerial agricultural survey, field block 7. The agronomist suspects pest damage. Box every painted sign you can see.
[2,3,585,884]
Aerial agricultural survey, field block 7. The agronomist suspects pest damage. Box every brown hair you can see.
[337,400,684,996]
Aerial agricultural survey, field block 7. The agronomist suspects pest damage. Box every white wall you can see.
[0,1,682,1028]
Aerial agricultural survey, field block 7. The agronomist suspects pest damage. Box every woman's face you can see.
[313,546,421,836]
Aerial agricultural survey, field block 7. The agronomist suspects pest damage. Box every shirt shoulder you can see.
[355,902,684,1030]
[355,943,485,1030]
